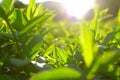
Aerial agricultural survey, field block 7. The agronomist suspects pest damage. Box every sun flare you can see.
[17,0,95,19]
[61,0,95,19]
[36,0,95,19]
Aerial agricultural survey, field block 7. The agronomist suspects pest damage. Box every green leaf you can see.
[0,53,8,63]
[90,8,99,39]
[90,8,98,31]
[0,74,15,80]
[87,51,119,80]
[10,58,30,67]
[99,8,108,17]
[80,26,94,67]
[103,31,116,45]
[1,0,14,14]
[10,9,28,31]
[26,0,36,20]
[30,40,43,59]
[42,27,56,37]
[56,47,68,63]
[22,34,42,58]
[118,9,120,23]
[33,3,44,17]
[0,32,13,40]
[44,44,55,56]
[44,44,56,63]
[30,67,81,80]
[20,13,50,36]
[0,6,7,20]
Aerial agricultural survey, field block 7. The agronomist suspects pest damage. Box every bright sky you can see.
[0,0,95,19]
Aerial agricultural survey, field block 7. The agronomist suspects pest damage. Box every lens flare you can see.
[62,0,95,19]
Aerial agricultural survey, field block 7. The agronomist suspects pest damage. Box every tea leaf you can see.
[1,0,14,14]
[10,58,30,67]
[118,9,120,23]
[56,47,68,63]
[30,67,81,80]
[0,6,7,20]
[103,31,116,45]
[87,52,119,79]
[90,8,99,39]
[0,74,14,80]
[22,34,42,58]
[26,0,36,20]
[20,13,50,36]
[80,26,94,67]
[34,3,44,17]
[11,9,28,31]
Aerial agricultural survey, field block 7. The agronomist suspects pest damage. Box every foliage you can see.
[0,0,120,80]
[96,0,120,17]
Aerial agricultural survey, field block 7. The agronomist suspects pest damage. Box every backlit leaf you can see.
[56,47,68,63]
[80,26,94,67]
[26,0,36,20]
[11,9,28,31]
[30,67,81,80]
[20,13,50,36]
[34,3,44,17]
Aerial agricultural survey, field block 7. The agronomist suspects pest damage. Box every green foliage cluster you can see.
[96,0,120,17]
[0,0,120,80]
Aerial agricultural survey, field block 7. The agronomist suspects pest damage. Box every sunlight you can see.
[61,0,95,19]
[18,0,95,19]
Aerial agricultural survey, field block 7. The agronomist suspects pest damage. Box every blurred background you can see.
[0,0,120,21]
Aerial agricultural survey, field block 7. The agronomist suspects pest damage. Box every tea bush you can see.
[0,0,120,80]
